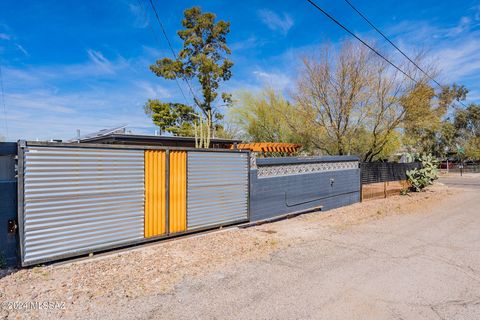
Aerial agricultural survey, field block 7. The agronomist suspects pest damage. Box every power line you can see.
[146,0,202,112]
[0,64,8,140]
[342,0,468,108]
[135,0,189,106]
[305,0,418,84]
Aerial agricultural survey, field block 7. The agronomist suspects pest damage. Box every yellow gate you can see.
[144,150,187,237]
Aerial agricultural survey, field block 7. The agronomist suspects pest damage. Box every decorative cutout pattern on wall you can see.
[257,161,358,177]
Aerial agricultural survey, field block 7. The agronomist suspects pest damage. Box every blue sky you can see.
[0,0,479,141]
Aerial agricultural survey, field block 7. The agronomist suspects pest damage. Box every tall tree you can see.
[295,42,372,156]
[403,83,468,155]
[455,104,480,159]
[149,6,233,127]
[228,89,310,148]
[293,41,433,161]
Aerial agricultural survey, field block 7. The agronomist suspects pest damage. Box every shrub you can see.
[406,154,439,192]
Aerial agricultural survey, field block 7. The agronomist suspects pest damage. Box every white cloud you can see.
[86,49,117,74]
[434,38,480,82]
[258,9,294,35]
[135,81,172,99]
[0,53,174,141]
[472,4,480,21]
[6,91,76,113]
[0,33,11,40]
[2,50,130,82]
[129,3,149,28]
[1,86,157,141]
[230,36,265,51]
[15,43,28,56]
[382,14,480,92]
[253,70,293,92]
[445,16,472,37]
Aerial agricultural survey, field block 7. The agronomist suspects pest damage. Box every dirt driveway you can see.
[1,181,480,319]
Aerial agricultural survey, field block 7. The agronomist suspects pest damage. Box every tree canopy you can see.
[227,41,476,161]
[149,6,233,120]
[144,100,196,136]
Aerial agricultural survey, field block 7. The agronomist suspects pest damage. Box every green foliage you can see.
[228,88,402,158]
[402,83,468,156]
[406,154,439,192]
[454,104,480,160]
[149,6,233,119]
[228,89,311,148]
[144,99,197,136]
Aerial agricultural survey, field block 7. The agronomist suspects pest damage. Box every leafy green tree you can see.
[454,104,480,159]
[149,6,233,125]
[228,89,312,150]
[402,83,468,156]
[144,100,197,136]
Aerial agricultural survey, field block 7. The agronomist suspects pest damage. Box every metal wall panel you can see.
[22,146,145,265]
[144,150,166,238]
[250,168,360,221]
[169,151,186,233]
[187,152,248,230]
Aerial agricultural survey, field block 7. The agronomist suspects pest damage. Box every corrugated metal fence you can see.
[18,142,249,266]
[22,147,145,265]
[187,152,249,230]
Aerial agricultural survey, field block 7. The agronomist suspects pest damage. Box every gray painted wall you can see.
[0,142,18,267]
[250,162,360,221]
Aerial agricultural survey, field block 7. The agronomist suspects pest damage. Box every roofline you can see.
[79,133,242,144]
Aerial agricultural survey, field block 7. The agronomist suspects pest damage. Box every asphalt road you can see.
[143,183,480,320]
[439,174,480,190]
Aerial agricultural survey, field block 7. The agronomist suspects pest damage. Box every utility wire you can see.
[146,0,201,110]
[305,0,417,83]
[135,0,189,106]
[343,0,468,108]
[0,64,8,140]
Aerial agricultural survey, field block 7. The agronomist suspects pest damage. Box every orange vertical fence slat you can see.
[144,150,166,238]
[169,151,187,233]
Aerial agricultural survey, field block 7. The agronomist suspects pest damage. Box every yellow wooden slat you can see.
[169,151,187,233]
[144,150,166,238]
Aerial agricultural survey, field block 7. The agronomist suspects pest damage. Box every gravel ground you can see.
[0,183,460,319]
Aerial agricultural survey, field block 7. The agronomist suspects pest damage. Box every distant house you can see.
[79,133,242,149]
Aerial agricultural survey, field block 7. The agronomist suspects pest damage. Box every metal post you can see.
[165,150,170,235]
[16,140,26,266]
[359,164,363,202]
